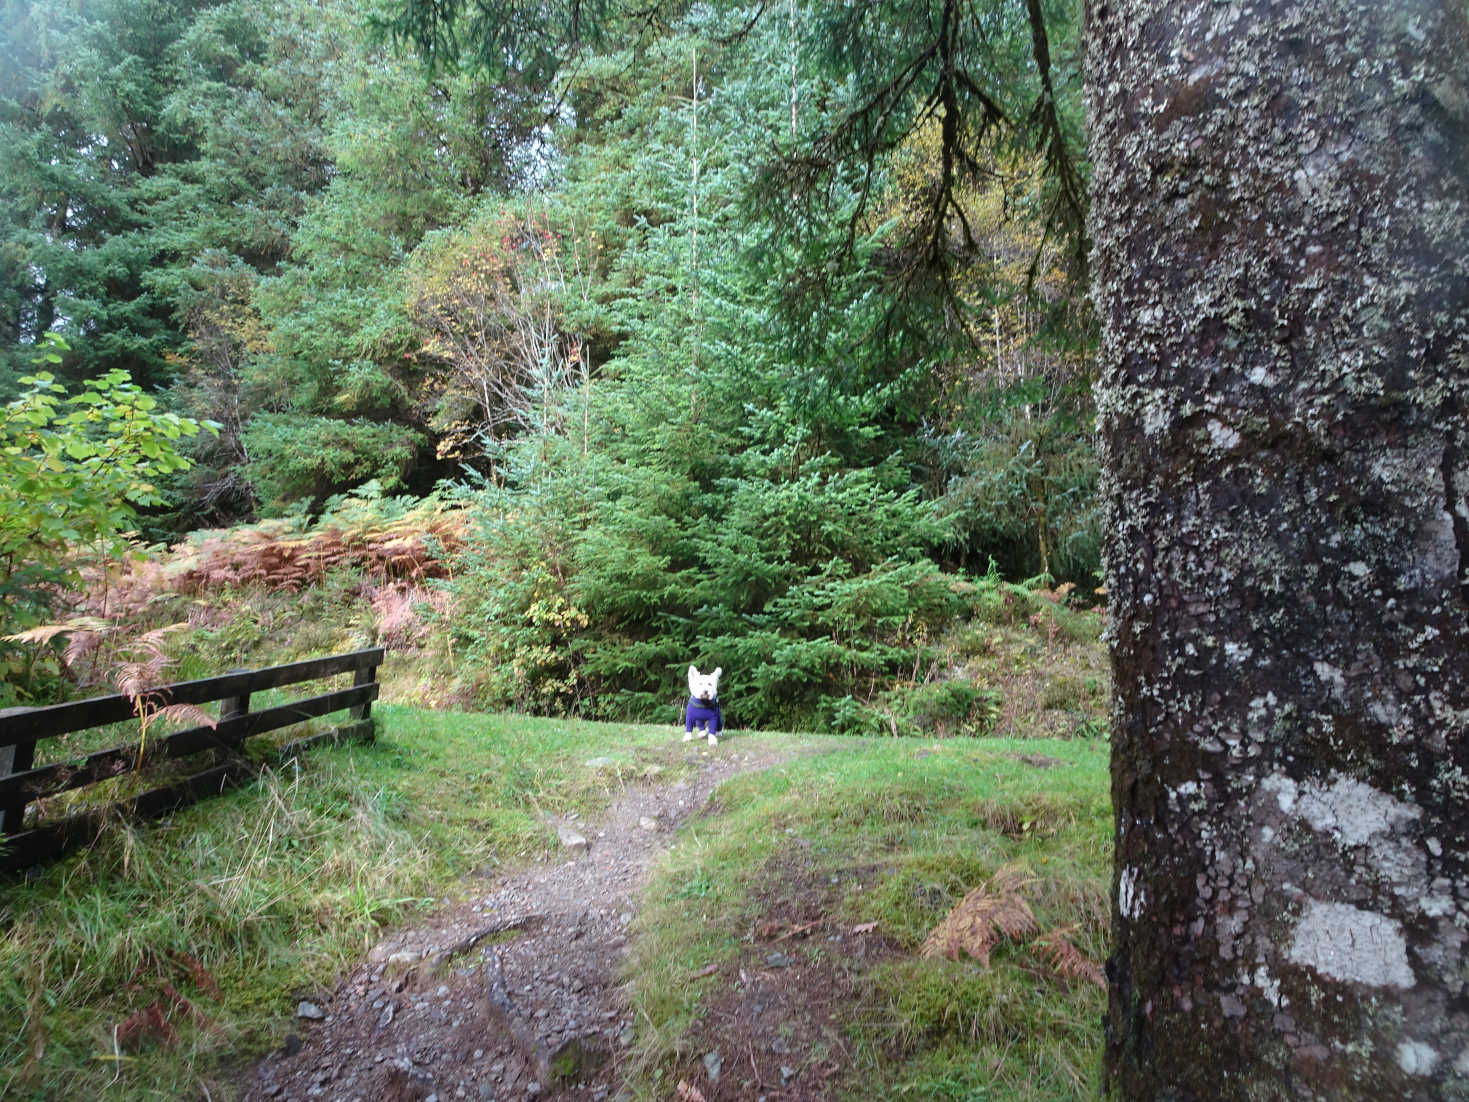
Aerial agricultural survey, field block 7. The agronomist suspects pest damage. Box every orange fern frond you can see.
[109,625,216,763]
[1032,925,1106,989]
[920,865,1038,966]
[4,617,113,646]
[149,702,219,732]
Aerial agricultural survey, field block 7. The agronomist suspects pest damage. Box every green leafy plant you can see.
[0,337,216,701]
[0,347,212,569]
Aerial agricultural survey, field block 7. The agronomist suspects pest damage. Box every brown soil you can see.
[240,737,896,1102]
[678,854,903,1102]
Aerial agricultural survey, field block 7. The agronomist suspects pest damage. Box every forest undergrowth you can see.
[8,483,1105,737]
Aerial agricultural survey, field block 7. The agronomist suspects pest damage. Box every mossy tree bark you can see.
[1086,0,1469,1097]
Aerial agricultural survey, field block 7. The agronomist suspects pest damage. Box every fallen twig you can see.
[775,919,824,941]
[430,913,546,969]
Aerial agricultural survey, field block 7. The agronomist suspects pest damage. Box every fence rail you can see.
[0,647,383,872]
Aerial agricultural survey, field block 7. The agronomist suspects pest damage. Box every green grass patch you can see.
[627,736,1110,1101]
[3,701,1113,1102]
[0,704,687,1101]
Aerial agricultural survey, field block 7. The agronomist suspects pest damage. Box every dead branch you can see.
[430,913,547,969]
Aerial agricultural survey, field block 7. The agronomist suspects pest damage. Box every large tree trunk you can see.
[1086,0,1469,1097]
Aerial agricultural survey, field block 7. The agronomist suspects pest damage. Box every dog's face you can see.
[688,665,722,701]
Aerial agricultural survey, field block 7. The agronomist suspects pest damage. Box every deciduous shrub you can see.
[1,344,214,702]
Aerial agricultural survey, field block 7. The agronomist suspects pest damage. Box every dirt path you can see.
[243,739,798,1102]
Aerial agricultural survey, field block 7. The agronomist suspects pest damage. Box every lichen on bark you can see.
[1087,0,1469,1097]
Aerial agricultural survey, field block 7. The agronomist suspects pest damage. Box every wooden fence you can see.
[0,646,383,872]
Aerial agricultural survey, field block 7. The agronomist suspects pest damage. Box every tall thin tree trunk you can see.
[690,47,700,372]
[789,0,798,144]
[1087,0,1469,1097]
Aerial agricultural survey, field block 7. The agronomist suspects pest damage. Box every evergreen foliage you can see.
[433,9,973,729]
[0,0,202,390]
[0,0,1103,724]
[240,413,425,508]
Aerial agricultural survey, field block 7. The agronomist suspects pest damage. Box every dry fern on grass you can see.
[164,504,467,595]
[920,865,1038,966]
[1031,924,1106,989]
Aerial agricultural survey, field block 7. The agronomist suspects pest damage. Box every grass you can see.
[626,736,1111,1100]
[3,634,1113,1101]
[0,705,692,1101]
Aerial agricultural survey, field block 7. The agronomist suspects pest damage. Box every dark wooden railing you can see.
[0,647,383,872]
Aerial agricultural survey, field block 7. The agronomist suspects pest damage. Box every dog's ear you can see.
[688,664,698,678]
[712,667,722,680]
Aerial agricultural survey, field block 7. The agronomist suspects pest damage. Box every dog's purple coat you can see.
[685,697,723,735]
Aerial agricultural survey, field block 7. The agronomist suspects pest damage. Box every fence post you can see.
[348,661,377,743]
[0,707,36,834]
[215,671,251,764]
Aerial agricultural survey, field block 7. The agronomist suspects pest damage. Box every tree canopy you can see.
[0,0,1100,726]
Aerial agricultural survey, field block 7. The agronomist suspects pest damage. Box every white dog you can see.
[683,665,723,745]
